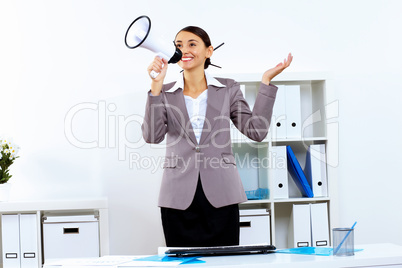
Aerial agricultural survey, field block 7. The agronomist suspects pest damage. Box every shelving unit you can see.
[221,72,337,249]
[0,199,109,268]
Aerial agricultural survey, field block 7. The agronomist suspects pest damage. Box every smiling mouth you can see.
[181,57,193,62]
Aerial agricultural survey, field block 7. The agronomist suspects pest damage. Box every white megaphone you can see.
[125,16,182,78]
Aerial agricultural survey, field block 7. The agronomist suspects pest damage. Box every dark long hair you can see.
[176,26,212,69]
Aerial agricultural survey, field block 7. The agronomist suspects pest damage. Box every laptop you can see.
[164,244,276,257]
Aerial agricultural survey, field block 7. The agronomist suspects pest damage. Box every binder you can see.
[271,85,287,139]
[19,214,39,268]
[271,146,289,199]
[284,85,301,138]
[305,144,328,197]
[286,146,314,198]
[1,214,38,268]
[1,214,21,268]
[310,203,330,247]
[288,204,311,247]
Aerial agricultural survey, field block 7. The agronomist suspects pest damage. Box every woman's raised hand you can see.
[262,53,293,85]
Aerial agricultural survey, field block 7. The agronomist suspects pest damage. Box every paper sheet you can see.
[44,255,204,267]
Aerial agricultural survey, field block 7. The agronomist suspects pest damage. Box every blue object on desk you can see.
[133,255,205,264]
[277,247,333,256]
[276,247,364,256]
[245,188,269,200]
[286,145,314,197]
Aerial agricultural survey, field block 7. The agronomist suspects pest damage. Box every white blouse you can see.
[184,89,208,144]
[149,71,225,144]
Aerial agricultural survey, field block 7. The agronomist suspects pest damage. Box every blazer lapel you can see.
[164,89,198,145]
[199,85,228,145]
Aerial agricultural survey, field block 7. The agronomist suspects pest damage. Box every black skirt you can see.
[161,177,240,247]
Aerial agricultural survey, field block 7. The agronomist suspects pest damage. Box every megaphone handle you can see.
[150,70,159,79]
[150,53,169,79]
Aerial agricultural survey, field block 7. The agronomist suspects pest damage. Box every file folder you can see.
[310,203,330,247]
[288,204,311,247]
[305,144,328,197]
[284,85,301,138]
[19,214,39,268]
[1,214,21,268]
[286,146,313,198]
[271,146,289,199]
[271,85,287,139]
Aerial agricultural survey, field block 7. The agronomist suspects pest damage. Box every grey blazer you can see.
[142,77,278,210]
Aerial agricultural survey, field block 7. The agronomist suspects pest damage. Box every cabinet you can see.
[0,199,109,268]
[225,72,337,249]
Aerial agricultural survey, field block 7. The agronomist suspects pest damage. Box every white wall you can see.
[1,0,401,254]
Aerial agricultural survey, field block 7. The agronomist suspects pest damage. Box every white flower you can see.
[1,139,8,146]
[10,148,17,155]
[4,149,10,154]
[9,144,18,152]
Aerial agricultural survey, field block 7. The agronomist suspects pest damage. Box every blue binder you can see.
[286,146,314,197]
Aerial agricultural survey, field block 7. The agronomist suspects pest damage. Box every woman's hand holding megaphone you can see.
[148,56,168,96]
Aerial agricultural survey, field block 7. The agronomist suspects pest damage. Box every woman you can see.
[142,26,292,247]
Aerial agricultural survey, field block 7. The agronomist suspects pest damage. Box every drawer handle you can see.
[6,253,18,259]
[24,252,36,258]
[297,242,309,247]
[64,227,79,234]
[240,221,251,228]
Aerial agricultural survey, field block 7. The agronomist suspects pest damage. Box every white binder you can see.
[19,214,39,268]
[240,84,246,98]
[2,214,21,268]
[1,214,38,268]
[310,203,330,247]
[305,144,328,197]
[284,85,301,138]
[271,85,287,139]
[271,146,289,199]
[288,204,311,247]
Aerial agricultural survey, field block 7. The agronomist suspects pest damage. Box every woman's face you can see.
[175,31,213,71]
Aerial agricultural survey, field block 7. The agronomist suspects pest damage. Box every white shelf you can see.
[229,73,335,249]
[0,198,108,213]
[0,198,110,268]
[272,197,330,203]
[214,72,328,83]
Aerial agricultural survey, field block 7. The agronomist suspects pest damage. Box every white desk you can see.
[177,243,402,268]
[44,244,402,268]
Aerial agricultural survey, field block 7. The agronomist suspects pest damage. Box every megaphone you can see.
[125,16,182,78]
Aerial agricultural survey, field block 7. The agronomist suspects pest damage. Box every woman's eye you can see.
[190,43,196,47]
[176,44,182,48]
